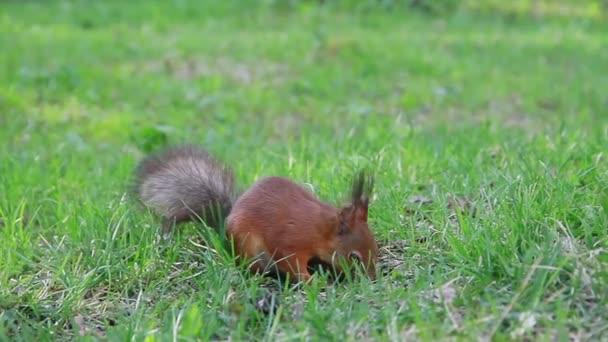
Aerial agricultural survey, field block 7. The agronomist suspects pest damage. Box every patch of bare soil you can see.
[378,239,410,276]
[141,56,290,85]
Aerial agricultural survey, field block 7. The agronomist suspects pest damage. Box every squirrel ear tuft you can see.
[350,170,374,210]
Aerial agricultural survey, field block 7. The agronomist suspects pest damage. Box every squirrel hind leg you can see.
[248,252,283,278]
[230,232,278,276]
[275,254,312,284]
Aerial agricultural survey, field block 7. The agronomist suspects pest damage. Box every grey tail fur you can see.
[132,145,237,231]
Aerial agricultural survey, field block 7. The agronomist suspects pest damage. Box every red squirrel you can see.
[132,145,378,282]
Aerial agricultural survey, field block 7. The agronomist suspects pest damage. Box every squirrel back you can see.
[132,145,236,231]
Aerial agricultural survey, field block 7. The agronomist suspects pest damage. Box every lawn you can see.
[1,0,607,340]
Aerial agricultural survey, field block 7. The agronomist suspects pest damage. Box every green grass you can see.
[1,0,607,340]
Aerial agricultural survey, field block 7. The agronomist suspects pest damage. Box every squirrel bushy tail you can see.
[132,145,237,231]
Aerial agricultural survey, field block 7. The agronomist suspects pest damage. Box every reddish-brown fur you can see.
[226,176,377,282]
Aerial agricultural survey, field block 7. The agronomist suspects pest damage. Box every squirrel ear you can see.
[338,171,373,234]
[354,203,369,222]
[338,206,354,235]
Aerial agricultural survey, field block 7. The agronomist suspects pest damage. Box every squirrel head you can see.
[333,171,378,280]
